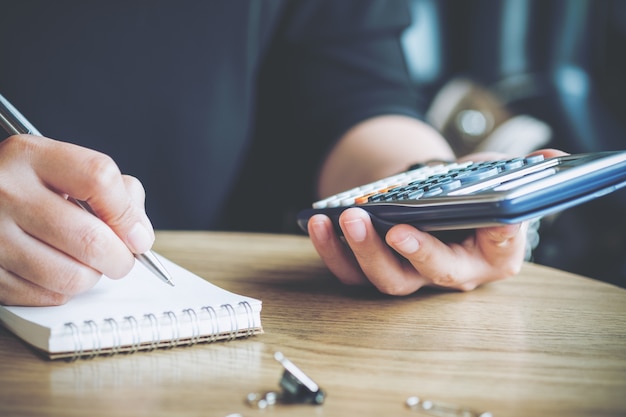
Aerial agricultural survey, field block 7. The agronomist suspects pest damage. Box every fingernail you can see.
[310,219,330,242]
[343,218,367,242]
[392,233,420,254]
[126,223,154,254]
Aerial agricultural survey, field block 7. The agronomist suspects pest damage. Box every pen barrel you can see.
[0,93,42,136]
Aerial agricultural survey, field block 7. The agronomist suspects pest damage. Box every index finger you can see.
[30,136,154,254]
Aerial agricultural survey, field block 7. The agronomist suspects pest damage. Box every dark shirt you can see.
[0,0,421,231]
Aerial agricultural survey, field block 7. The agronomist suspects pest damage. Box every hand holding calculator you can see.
[298,151,626,235]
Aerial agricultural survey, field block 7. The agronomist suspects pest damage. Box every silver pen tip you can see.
[137,251,176,287]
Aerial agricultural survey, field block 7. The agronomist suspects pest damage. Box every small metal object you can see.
[246,352,326,409]
[405,396,493,417]
[274,351,326,404]
[245,392,279,409]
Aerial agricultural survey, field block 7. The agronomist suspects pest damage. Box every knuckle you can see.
[74,222,135,279]
[0,134,49,168]
[56,264,98,296]
[56,269,83,295]
[75,222,111,264]
[0,175,20,208]
[41,291,72,306]
[410,246,434,266]
[107,200,137,230]
[0,134,34,154]
[82,153,121,193]
[124,175,146,199]
[430,273,459,287]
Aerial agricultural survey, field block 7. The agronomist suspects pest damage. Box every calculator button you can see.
[439,179,462,191]
[493,168,556,191]
[408,179,427,187]
[406,189,425,200]
[355,192,377,205]
[422,187,443,197]
[368,193,386,202]
[340,196,356,206]
[524,154,545,164]
[455,166,500,184]
[309,156,552,209]
[312,197,335,209]
[385,191,402,201]
[503,158,525,171]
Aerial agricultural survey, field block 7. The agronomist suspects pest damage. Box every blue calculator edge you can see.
[296,151,626,235]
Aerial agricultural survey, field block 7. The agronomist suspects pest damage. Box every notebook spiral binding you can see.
[62,301,257,361]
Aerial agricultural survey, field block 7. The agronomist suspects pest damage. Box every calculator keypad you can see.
[312,155,547,209]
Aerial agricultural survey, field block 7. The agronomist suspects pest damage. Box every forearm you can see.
[317,115,455,198]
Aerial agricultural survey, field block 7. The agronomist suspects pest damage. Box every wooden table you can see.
[1,231,625,417]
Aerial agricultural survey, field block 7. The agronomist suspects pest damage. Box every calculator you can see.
[297,151,626,235]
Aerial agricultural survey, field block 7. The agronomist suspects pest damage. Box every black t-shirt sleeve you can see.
[277,0,423,148]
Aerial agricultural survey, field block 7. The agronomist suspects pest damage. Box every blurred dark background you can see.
[401,0,626,287]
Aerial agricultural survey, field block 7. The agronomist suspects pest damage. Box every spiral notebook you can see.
[0,255,263,360]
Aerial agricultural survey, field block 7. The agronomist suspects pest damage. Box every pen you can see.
[0,93,175,287]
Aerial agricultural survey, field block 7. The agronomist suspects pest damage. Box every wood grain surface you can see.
[1,231,624,417]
